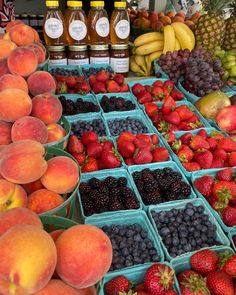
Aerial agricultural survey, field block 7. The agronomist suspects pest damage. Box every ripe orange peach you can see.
[34,279,82,295]
[159,15,172,25]
[0,207,43,237]
[50,229,65,242]
[0,121,12,145]
[28,43,46,64]
[32,28,41,43]
[0,39,17,59]
[0,73,28,92]
[47,123,66,143]
[6,20,24,32]
[0,59,10,76]
[22,179,45,194]
[2,32,10,40]
[27,71,56,96]
[172,16,185,23]
[9,24,35,46]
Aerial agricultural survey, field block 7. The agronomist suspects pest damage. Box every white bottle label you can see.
[90,56,110,65]
[49,58,67,65]
[115,20,130,39]
[95,17,109,37]
[68,58,89,65]
[69,20,87,41]
[110,57,129,73]
[45,18,63,39]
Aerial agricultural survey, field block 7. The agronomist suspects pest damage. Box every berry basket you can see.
[40,147,80,218]
[128,161,196,211]
[148,198,230,261]
[44,116,71,150]
[77,168,142,222]
[40,215,78,232]
[85,210,165,272]
[228,229,236,252]
[80,64,114,79]
[154,60,170,79]
[191,168,236,233]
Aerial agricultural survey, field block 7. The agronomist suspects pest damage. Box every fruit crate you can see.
[154,61,170,79]
[148,198,230,261]
[191,168,236,233]
[80,63,114,79]
[103,110,154,137]
[128,161,196,211]
[77,168,142,222]
[85,210,165,273]
[99,262,179,295]
[48,64,80,74]
[44,116,71,150]
[40,215,78,232]
[228,229,236,252]
[96,92,140,114]
[170,246,234,294]
[41,147,80,218]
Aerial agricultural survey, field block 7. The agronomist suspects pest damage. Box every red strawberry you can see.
[152,147,169,162]
[217,168,235,181]
[132,83,145,96]
[182,162,201,172]
[163,111,181,125]
[164,132,176,145]
[133,148,153,164]
[144,263,174,295]
[229,152,236,166]
[151,134,159,145]
[213,149,227,162]
[151,87,164,100]
[105,275,129,295]
[92,82,106,94]
[113,73,124,85]
[67,135,84,154]
[211,131,225,141]
[81,157,98,172]
[176,105,193,121]
[194,150,213,169]
[179,272,210,295]
[158,120,171,133]
[96,69,109,82]
[145,85,152,92]
[101,140,113,151]
[134,283,146,292]
[144,102,159,117]
[207,271,234,295]
[55,74,66,82]
[222,254,236,277]
[89,74,96,86]
[136,134,152,144]
[177,145,194,162]
[106,80,120,93]
[186,114,200,124]
[125,158,135,166]
[190,135,210,150]
[118,141,135,158]
[206,137,217,150]
[165,291,177,295]
[136,291,152,295]
[71,153,86,166]
[170,89,184,101]
[81,131,98,146]
[180,132,192,145]
[222,206,236,226]
[163,80,175,93]
[56,81,67,93]
[168,125,179,132]
[197,129,208,139]
[177,121,195,131]
[79,80,90,94]
[171,139,182,153]
[162,96,176,115]
[152,80,163,88]
[177,270,199,284]
[120,84,129,92]
[86,141,103,159]
[101,149,121,169]
[213,181,236,200]
[151,113,161,125]
[117,132,136,144]
[194,175,214,198]
[137,91,152,104]
[133,139,152,151]
[190,249,219,275]
[65,76,77,88]
[217,138,236,152]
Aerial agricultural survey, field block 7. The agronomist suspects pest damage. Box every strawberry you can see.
[105,275,129,295]
[180,132,192,145]
[151,87,164,100]
[152,80,163,88]
[177,145,194,162]
[86,141,103,159]
[134,283,146,292]
[55,74,66,82]
[163,111,181,125]
[207,271,234,295]
[194,175,214,198]
[113,74,124,85]
[177,270,199,284]
[81,157,98,172]
[168,125,180,132]
[137,91,152,104]
[151,134,159,145]
[101,149,121,169]
[222,254,236,277]
[228,152,236,166]
[125,158,135,166]
[96,69,109,83]
[179,272,210,295]
[163,80,175,93]
[211,158,225,169]
[221,206,236,227]
[144,102,159,117]
[190,249,219,275]
[197,129,208,139]
[101,140,113,151]
[133,139,152,151]
[133,148,153,164]
[89,74,97,86]
[177,121,195,131]
[71,153,86,166]
[106,80,120,93]
[118,141,135,158]
[81,131,98,146]
[217,138,236,152]
[190,135,210,150]
[206,137,217,150]
[152,147,169,162]
[136,134,152,144]
[213,149,227,162]
[120,84,129,92]
[65,76,77,88]
[170,89,184,101]
[182,162,201,172]
[56,81,67,93]
[145,85,152,92]
[117,132,136,145]
[212,181,236,201]
[175,105,193,121]
[92,82,106,94]
[180,285,209,295]
[164,132,176,145]
[194,150,213,169]
[186,114,200,124]
[165,291,177,295]
[211,131,225,141]
[78,80,90,94]
[67,135,84,154]
[136,291,152,295]
[162,96,176,115]
[158,120,171,133]
[150,113,161,125]
[217,168,235,181]
[144,263,174,295]
[171,139,182,153]
[132,83,145,96]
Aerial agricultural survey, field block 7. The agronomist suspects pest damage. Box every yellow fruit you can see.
[175,38,181,50]
[130,55,146,76]
[163,25,176,54]
[135,40,164,56]
[149,51,163,62]
[134,55,147,73]
[134,32,163,47]
[171,22,195,51]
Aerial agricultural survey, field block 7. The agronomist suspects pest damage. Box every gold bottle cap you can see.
[90,44,109,50]
[90,1,104,8]
[67,1,82,7]
[46,1,59,7]
[111,44,129,50]
[47,45,66,52]
[114,2,126,8]
[69,45,88,51]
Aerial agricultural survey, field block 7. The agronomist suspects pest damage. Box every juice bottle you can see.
[43,1,67,46]
[87,1,110,45]
[110,1,130,44]
[65,1,88,45]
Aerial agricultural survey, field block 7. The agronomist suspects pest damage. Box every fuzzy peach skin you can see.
[56,225,112,289]
[0,121,12,145]
[0,40,17,59]
[41,156,79,194]
[0,179,27,213]
[50,229,65,242]
[5,20,24,33]
[27,71,56,96]
[0,224,57,295]
[0,207,43,237]
[9,24,34,46]
[34,279,83,295]
[0,74,28,93]
[47,124,66,143]
[22,179,45,194]
[0,59,10,76]
[28,43,46,64]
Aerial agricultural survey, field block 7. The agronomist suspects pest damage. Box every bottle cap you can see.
[69,45,88,51]
[90,44,109,50]
[111,44,129,50]
[47,45,66,51]
[90,1,104,7]
[46,1,59,7]
[67,1,82,7]
[114,2,126,8]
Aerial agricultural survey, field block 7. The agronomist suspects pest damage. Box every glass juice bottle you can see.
[65,1,88,45]
[87,1,110,45]
[43,1,67,46]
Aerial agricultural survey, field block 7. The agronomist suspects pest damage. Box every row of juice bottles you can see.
[43,0,130,46]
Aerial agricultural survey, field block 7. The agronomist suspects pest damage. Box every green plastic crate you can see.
[228,229,236,252]
[40,215,78,232]
[128,161,196,211]
[148,198,230,261]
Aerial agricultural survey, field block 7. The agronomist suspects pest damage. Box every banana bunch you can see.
[131,23,195,76]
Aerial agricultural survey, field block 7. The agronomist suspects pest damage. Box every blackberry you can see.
[144,191,162,205]
[117,177,127,187]
[180,182,191,197]
[171,171,182,181]
[135,180,145,193]
[104,176,117,188]
[126,197,139,209]
[163,167,174,175]
[109,201,123,211]
[171,181,183,196]
[82,199,94,213]
[166,194,179,202]
[88,178,101,189]
[122,187,135,199]
[153,169,165,181]
[133,171,142,182]
[79,183,91,194]
[110,188,121,200]
[94,194,109,207]
[141,168,153,178]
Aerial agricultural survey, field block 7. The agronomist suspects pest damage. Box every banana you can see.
[149,51,163,62]
[171,22,195,51]
[134,54,147,74]
[145,55,151,76]
[163,25,176,54]
[134,32,164,47]
[130,55,146,76]
[175,38,181,51]
[135,40,164,56]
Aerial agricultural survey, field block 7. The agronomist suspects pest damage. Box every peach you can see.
[0,207,43,237]
[27,189,64,214]
[6,20,24,33]
[172,16,185,23]
[41,156,79,194]
[34,279,82,295]
[31,93,63,124]
[28,43,46,64]
[56,225,112,289]
[47,123,66,143]
[0,179,27,212]
[0,140,48,184]
[3,32,10,40]
[0,73,28,92]
[50,229,65,242]
[0,224,57,294]
[7,46,38,77]
[27,71,56,96]
[0,59,10,76]
[0,121,12,145]
[0,39,17,59]
[0,88,32,122]
[35,41,47,54]
[9,24,35,46]
[22,179,45,194]
[32,28,41,43]
[11,116,48,144]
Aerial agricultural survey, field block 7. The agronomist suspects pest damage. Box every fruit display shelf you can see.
[85,210,165,273]
[128,161,196,211]
[192,168,236,233]
[77,168,142,222]
[148,199,230,261]
[228,229,236,252]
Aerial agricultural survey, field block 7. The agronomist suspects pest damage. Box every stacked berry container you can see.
[228,230,236,252]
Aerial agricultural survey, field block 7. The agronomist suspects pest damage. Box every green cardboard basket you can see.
[228,229,236,252]
[40,215,78,232]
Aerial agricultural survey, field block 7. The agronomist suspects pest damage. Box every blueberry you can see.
[152,255,160,262]
[180,238,187,245]
[172,237,179,246]
[183,244,192,252]
[140,241,147,251]
[160,227,170,236]
[122,248,129,256]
